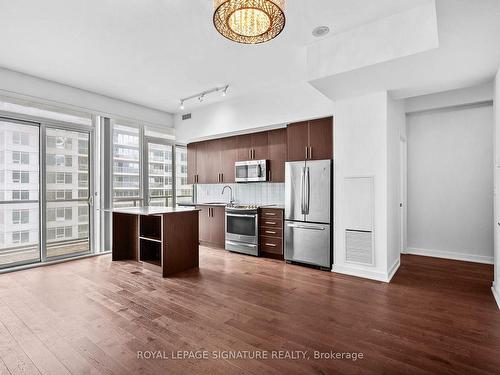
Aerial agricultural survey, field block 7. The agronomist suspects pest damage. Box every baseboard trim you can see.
[405,247,493,265]
[387,258,401,282]
[492,282,500,310]
[332,264,393,283]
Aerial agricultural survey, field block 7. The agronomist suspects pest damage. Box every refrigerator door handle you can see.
[304,167,310,215]
[286,223,326,231]
[300,167,305,214]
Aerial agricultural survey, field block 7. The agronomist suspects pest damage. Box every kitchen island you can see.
[110,206,199,277]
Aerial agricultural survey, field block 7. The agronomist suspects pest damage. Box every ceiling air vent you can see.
[182,113,192,121]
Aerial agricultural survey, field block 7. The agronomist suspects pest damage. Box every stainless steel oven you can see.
[225,206,258,256]
[235,160,268,183]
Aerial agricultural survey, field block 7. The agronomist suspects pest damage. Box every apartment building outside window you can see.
[113,124,141,207]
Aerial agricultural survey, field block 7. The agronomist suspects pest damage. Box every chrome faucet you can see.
[221,185,235,206]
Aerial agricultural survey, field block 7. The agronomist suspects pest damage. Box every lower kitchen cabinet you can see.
[197,205,225,248]
[259,208,284,259]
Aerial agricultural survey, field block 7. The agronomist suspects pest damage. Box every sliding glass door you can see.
[0,119,40,268]
[44,126,92,258]
[144,138,174,207]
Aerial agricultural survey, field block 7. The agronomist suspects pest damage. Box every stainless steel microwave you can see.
[235,160,268,183]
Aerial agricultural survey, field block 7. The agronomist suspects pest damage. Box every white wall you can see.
[406,104,494,263]
[386,95,405,275]
[494,68,500,308]
[405,82,494,113]
[332,91,394,281]
[174,82,333,143]
[0,67,173,127]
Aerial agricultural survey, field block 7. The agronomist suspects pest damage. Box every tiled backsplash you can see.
[196,183,284,206]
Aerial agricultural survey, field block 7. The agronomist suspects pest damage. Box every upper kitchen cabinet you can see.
[252,131,269,160]
[205,139,221,184]
[287,117,333,161]
[237,134,253,160]
[187,143,197,184]
[308,117,333,160]
[219,136,238,183]
[238,131,269,161]
[286,121,309,161]
[268,128,286,182]
[188,141,209,184]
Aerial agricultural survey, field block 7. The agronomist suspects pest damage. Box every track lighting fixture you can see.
[179,84,229,110]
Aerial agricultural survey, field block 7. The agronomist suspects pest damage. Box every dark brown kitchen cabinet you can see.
[259,207,284,259]
[188,142,208,184]
[268,128,286,182]
[196,205,225,248]
[287,117,333,161]
[187,143,197,184]
[286,121,309,161]
[238,131,268,161]
[308,117,333,160]
[252,131,269,160]
[205,139,221,184]
[220,136,238,183]
[195,141,208,183]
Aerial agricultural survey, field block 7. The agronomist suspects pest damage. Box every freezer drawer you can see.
[284,221,331,268]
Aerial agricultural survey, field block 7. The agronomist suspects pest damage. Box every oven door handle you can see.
[226,213,256,218]
[226,241,257,248]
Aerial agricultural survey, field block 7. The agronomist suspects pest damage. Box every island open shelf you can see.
[111,207,200,277]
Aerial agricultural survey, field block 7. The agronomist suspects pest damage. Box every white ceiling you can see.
[0,0,432,113]
[311,0,500,101]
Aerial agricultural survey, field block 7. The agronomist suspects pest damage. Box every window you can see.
[12,231,29,244]
[78,224,88,238]
[65,156,72,167]
[48,207,72,222]
[56,173,65,184]
[12,151,29,164]
[175,146,193,204]
[12,171,29,184]
[113,124,141,207]
[12,190,29,200]
[13,132,29,146]
[47,172,56,184]
[12,210,29,224]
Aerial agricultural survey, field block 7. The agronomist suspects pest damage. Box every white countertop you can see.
[101,206,199,216]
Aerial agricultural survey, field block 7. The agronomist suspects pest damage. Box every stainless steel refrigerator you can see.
[284,159,332,269]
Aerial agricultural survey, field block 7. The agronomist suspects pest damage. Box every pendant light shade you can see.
[213,0,286,44]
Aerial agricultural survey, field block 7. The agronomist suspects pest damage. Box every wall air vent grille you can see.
[345,230,374,265]
[182,113,192,120]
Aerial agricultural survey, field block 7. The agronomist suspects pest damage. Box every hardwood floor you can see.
[0,248,498,375]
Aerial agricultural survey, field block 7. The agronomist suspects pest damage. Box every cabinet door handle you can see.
[265,243,277,247]
[265,230,276,234]
[265,221,276,225]
[221,173,224,182]
[309,147,313,159]
[265,213,276,216]
[305,147,308,160]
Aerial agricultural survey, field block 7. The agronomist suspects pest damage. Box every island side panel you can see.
[112,212,139,261]
[162,210,199,277]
